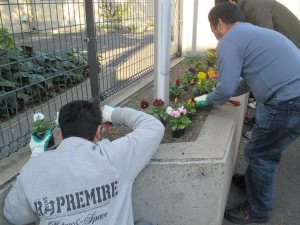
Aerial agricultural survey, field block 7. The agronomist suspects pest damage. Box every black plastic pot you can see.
[160,119,167,127]
[172,128,186,138]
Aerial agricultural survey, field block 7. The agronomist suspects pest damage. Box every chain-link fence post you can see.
[85,0,100,104]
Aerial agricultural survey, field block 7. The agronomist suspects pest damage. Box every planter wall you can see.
[132,94,247,225]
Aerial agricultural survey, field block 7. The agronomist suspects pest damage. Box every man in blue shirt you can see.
[195,3,300,224]
[215,0,300,140]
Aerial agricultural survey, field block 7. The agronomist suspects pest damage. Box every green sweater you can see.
[238,0,300,48]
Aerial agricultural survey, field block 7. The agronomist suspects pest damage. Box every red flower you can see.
[153,98,164,106]
[140,100,150,109]
[176,79,180,86]
[103,122,110,130]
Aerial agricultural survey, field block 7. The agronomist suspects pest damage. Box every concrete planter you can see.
[132,95,247,225]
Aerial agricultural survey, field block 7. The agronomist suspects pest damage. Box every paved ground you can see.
[222,107,300,225]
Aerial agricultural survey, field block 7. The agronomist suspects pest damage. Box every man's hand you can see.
[102,104,117,123]
[194,94,208,105]
[29,130,53,157]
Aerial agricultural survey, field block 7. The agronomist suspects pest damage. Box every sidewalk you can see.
[222,107,300,225]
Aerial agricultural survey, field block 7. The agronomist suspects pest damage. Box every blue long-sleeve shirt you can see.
[207,23,300,105]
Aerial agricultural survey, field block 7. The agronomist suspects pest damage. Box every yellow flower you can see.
[174,97,179,103]
[197,72,206,80]
[197,79,202,85]
[207,69,216,80]
[208,49,216,57]
[190,79,195,85]
[187,99,195,106]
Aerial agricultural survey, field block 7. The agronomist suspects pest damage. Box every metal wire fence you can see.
[0,0,181,159]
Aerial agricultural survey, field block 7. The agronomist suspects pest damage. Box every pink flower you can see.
[172,111,181,118]
[178,106,187,115]
[166,106,182,118]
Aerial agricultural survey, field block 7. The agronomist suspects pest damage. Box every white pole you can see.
[154,0,172,105]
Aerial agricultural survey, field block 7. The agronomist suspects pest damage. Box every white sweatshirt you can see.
[4,107,165,225]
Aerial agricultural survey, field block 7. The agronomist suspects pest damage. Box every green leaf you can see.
[29,74,45,84]
[6,49,24,60]
[45,79,54,88]
[20,45,33,56]
[13,71,31,79]
[0,78,16,87]
[63,61,76,69]
[0,90,18,108]
[33,66,44,73]
[17,91,32,103]
[34,51,49,62]
[19,61,35,72]
[59,52,70,60]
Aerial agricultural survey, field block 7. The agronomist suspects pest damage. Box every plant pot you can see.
[172,128,186,138]
[187,113,194,120]
[160,119,167,127]
[36,132,55,149]
[195,104,212,111]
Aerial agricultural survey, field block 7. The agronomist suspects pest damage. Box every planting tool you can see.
[227,100,241,106]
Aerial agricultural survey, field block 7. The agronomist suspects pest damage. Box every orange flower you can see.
[207,69,216,80]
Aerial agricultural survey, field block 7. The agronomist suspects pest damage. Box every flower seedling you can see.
[166,106,191,131]
[142,99,168,122]
[30,113,55,136]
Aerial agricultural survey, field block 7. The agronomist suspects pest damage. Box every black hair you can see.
[209,3,246,28]
[215,0,232,4]
[58,100,102,142]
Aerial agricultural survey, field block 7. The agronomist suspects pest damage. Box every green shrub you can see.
[0,28,14,55]
[0,46,90,118]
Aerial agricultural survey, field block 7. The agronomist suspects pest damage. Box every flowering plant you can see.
[169,79,182,99]
[166,106,191,131]
[30,113,57,136]
[184,99,196,116]
[206,48,217,67]
[181,70,196,88]
[143,98,168,122]
[192,69,217,95]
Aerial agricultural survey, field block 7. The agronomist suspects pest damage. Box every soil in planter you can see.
[101,61,212,143]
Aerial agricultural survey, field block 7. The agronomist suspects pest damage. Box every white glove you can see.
[29,130,53,157]
[194,94,208,105]
[102,104,117,123]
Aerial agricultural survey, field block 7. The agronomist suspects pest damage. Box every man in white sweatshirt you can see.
[4,100,165,225]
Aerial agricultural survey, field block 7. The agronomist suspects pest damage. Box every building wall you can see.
[182,0,300,56]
